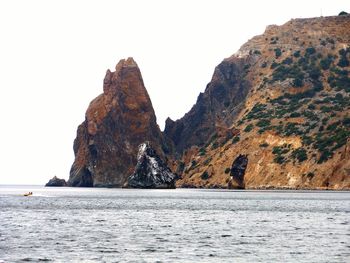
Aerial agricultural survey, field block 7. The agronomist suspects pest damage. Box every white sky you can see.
[0,0,348,185]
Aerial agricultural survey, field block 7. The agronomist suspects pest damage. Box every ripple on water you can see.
[1,187,349,262]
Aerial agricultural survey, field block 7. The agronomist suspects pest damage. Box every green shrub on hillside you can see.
[320,55,333,70]
[305,47,316,56]
[271,61,279,69]
[282,57,293,65]
[337,48,350,67]
[308,65,322,80]
[284,123,302,136]
[274,155,285,164]
[274,48,282,58]
[232,136,240,144]
[259,142,269,148]
[245,103,269,120]
[272,145,290,164]
[290,112,301,118]
[293,50,301,58]
[256,119,271,127]
[201,171,209,180]
[293,77,303,87]
[244,124,254,132]
[338,56,349,67]
[291,148,308,162]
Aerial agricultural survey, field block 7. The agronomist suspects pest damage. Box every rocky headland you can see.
[173,14,350,190]
[68,14,350,190]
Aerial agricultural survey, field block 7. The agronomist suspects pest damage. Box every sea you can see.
[0,185,349,263]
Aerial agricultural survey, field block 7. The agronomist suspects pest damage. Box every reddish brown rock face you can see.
[69,58,165,187]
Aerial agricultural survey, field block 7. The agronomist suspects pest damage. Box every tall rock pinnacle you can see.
[68,57,165,187]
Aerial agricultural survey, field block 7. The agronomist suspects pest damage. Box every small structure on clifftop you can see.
[127,142,177,189]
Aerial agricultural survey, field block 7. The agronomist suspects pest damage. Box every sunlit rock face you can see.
[68,58,165,187]
[127,142,177,189]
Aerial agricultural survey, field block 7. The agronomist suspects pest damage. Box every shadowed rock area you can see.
[128,142,177,189]
[68,58,165,187]
[228,154,248,189]
[164,56,252,155]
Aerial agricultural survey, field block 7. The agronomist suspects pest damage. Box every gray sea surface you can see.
[0,185,349,262]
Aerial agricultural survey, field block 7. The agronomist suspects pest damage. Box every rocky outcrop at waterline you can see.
[228,155,248,189]
[127,142,177,189]
[45,176,67,187]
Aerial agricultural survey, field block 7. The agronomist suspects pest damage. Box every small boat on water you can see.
[23,192,33,196]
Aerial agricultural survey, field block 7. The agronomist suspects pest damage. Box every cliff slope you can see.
[164,56,252,155]
[69,58,165,187]
[172,15,350,190]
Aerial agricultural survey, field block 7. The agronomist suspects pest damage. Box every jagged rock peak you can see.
[127,142,177,189]
[68,58,165,188]
[103,57,144,95]
[113,57,138,76]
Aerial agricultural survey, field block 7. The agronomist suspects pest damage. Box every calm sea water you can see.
[0,186,349,263]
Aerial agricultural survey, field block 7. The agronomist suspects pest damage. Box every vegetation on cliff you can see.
[173,15,350,190]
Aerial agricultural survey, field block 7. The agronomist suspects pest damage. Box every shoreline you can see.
[1,184,350,192]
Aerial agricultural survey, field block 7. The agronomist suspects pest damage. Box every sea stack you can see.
[45,176,67,187]
[127,142,177,189]
[68,58,165,187]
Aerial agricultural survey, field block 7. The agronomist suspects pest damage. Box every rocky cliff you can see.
[69,15,350,190]
[171,15,350,190]
[68,58,165,187]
